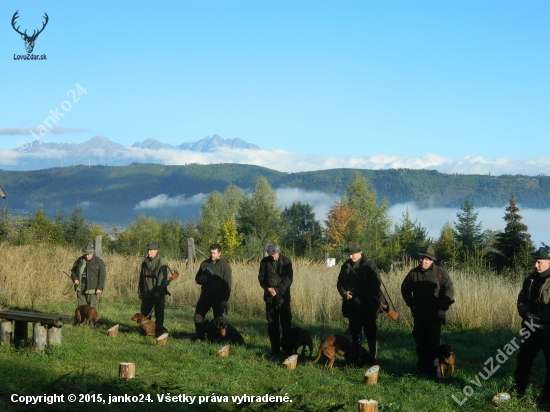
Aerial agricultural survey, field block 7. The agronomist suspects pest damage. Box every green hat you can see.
[531,247,550,260]
[146,241,159,250]
[343,241,362,254]
[81,243,94,254]
[418,244,437,260]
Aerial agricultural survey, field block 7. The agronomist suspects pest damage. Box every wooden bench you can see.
[0,310,74,350]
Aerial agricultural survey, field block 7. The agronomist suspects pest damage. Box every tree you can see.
[389,209,429,260]
[323,200,356,251]
[489,194,534,272]
[454,198,484,254]
[26,206,63,244]
[63,203,91,246]
[280,201,322,256]
[433,221,460,265]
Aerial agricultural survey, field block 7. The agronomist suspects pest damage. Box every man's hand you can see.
[96,289,102,295]
[74,280,80,285]
[344,291,353,300]
[267,287,277,297]
[437,310,446,320]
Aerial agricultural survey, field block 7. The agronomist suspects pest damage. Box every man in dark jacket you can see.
[258,243,293,355]
[194,244,232,341]
[514,247,550,399]
[138,241,168,336]
[71,242,106,308]
[337,241,384,365]
[401,244,454,375]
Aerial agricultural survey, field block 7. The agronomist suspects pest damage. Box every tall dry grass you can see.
[0,244,522,331]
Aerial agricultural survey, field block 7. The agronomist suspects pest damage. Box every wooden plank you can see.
[0,311,73,326]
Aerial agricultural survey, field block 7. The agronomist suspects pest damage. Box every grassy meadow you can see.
[0,244,547,411]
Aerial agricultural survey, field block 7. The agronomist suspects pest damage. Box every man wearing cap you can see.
[401,244,455,375]
[514,247,550,400]
[193,244,232,341]
[138,241,169,336]
[258,243,293,355]
[337,241,384,365]
[71,242,106,309]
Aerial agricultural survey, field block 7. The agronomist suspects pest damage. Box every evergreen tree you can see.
[64,203,91,247]
[434,221,460,265]
[280,201,322,256]
[389,209,429,260]
[454,198,484,253]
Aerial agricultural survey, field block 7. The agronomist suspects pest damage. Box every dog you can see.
[205,316,245,345]
[291,327,313,357]
[131,313,157,337]
[309,334,369,369]
[438,343,455,377]
[75,305,101,327]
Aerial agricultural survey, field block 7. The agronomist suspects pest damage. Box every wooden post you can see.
[157,333,168,345]
[108,324,119,338]
[14,320,28,346]
[283,354,298,370]
[358,399,378,412]
[94,235,103,259]
[217,345,230,357]
[47,325,62,345]
[0,320,12,345]
[119,363,135,380]
[492,393,510,404]
[33,323,47,351]
[364,365,379,385]
[187,238,195,263]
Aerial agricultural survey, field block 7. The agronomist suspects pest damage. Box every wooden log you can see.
[33,322,47,351]
[364,365,379,386]
[358,399,378,412]
[217,345,230,357]
[119,363,135,380]
[492,392,510,404]
[107,324,119,338]
[47,325,62,345]
[283,354,298,370]
[14,320,28,345]
[157,333,169,346]
[0,320,11,345]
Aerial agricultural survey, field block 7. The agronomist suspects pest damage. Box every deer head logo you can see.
[11,11,49,54]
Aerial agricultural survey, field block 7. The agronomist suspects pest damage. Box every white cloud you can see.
[274,188,338,223]
[134,193,208,210]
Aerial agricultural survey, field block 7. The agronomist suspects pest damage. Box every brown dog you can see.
[438,344,455,377]
[75,305,101,326]
[131,313,157,337]
[310,334,369,369]
[291,327,313,357]
[205,316,245,345]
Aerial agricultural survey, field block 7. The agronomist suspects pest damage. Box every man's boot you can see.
[194,322,206,342]
[367,338,378,366]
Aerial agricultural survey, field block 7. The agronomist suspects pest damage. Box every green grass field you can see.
[0,298,548,412]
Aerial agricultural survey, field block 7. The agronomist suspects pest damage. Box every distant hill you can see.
[0,164,549,226]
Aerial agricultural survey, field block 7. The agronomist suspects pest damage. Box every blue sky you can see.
[1,1,549,170]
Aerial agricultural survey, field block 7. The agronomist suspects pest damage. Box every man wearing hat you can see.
[71,242,106,308]
[193,244,232,341]
[337,241,384,365]
[514,247,550,400]
[138,241,169,336]
[258,243,293,355]
[401,244,454,375]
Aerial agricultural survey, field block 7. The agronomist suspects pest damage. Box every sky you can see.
[1,1,549,174]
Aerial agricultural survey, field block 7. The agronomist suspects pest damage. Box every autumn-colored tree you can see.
[323,200,357,250]
[219,217,244,255]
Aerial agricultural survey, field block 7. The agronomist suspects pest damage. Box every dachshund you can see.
[438,343,455,377]
[75,305,102,327]
[205,316,245,345]
[310,334,369,369]
[131,313,157,337]
[291,327,313,357]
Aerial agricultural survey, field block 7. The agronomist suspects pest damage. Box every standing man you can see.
[401,244,454,375]
[193,244,232,341]
[138,241,168,336]
[337,241,384,365]
[514,247,550,400]
[258,243,293,355]
[71,242,106,309]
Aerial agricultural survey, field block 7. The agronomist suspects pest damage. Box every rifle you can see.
[162,267,179,296]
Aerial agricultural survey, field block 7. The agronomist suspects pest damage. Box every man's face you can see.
[419,256,433,270]
[210,248,221,261]
[147,249,158,258]
[349,252,362,263]
[85,253,94,261]
[271,251,279,261]
[534,259,550,274]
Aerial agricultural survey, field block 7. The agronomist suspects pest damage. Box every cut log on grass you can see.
[107,324,119,338]
[157,333,169,346]
[33,322,47,351]
[119,363,135,380]
[47,325,62,345]
[358,399,378,412]
[364,365,379,385]
[492,392,510,404]
[217,345,230,357]
[283,354,298,370]
[0,320,11,345]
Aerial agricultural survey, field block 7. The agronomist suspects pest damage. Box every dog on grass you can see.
[75,305,102,327]
[205,316,245,345]
[309,334,369,369]
[131,313,157,337]
[291,327,313,357]
[438,343,455,377]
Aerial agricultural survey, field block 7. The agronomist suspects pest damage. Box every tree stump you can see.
[364,365,379,385]
[0,320,12,345]
[107,324,119,338]
[119,363,135,380]
[217,345,230,357]
[492,392,510,404]
[283,354,298,370]
[358,399,378,412]
[157,333,169,346]
[47,325,62,345]
[33,323,47,351]
[14,320,28,346]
